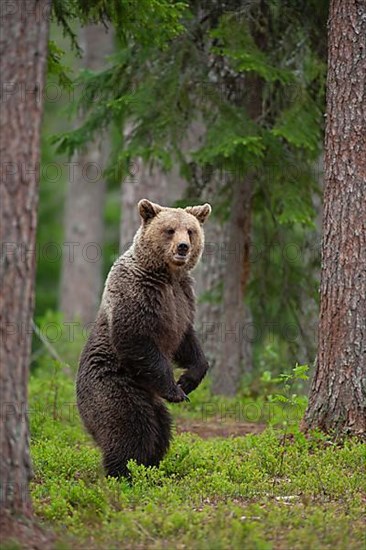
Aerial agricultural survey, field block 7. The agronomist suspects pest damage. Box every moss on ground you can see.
[28,365,366,550]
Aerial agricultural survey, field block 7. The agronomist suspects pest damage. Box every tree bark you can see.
[211,176,253,395]
[302,0,366,436]
[120,161,186,252]
[196,206,228,371]
[209,69,261,396]
[120,162,167,253]
[0,0,50,514]
[120,120,204,253]
[60,25,113,326]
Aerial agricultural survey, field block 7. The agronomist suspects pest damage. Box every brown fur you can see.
[76,199,211,477]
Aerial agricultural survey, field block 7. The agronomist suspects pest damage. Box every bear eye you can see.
[165,228,175,235]
[187,229,194,237]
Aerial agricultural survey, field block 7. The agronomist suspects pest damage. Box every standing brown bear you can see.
[77,199,211,477]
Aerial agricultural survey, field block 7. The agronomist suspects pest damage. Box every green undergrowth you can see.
[28,365,366,549]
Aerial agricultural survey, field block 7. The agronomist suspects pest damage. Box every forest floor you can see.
[5,364,365,550]
[176,417,265,438]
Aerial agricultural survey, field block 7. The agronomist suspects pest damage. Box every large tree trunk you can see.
[60,25,113,326]
[0,0,50,515]
[302,0,366,436]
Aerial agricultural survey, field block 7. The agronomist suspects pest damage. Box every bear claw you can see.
[177,385,190,402]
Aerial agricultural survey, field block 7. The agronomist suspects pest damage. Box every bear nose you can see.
[177,242,189,255]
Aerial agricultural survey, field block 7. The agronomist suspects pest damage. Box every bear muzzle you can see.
[173,242,190,265]
[177,242,189,255]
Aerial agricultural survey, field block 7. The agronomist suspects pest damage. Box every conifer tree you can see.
[53,1,328,394]
[302,0,366,436]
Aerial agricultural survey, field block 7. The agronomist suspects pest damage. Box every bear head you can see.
[133,199,212,273]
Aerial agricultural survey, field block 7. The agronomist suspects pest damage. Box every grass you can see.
[27,361,366,550]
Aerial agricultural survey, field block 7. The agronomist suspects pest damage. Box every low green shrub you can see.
[28,368,366,549]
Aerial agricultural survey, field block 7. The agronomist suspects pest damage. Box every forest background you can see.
[36,0,327,397]
[1,1,365,548]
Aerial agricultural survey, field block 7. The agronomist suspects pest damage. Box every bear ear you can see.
[138,199,162,223]
[185,203,212,224]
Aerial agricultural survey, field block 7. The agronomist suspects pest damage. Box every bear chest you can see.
[156,283,192,358]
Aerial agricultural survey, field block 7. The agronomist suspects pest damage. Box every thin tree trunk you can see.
[60,25,113,326]
[0,0,50,515]
[120,120,203,253]
[302,0,366,436]
[196,210,227,370]
[211,176,253,395]
[120,163,168,252]
[208,70,261,395]
[120,161,185,252]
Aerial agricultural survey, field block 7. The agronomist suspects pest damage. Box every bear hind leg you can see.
[99,389,172,478]
[150,399,172,466]
[103,447,130,478]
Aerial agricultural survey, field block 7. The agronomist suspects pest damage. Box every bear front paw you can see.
[165,385,190,403]
[177,374,197,395]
